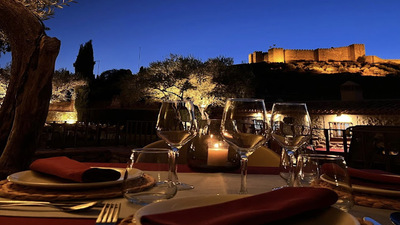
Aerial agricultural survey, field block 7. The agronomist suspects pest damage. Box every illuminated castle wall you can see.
[249,44,400,64]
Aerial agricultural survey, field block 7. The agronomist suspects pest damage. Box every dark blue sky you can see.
[1,0,400,74]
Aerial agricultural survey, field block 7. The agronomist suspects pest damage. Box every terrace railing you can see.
[124,120,159,148]
[40,120,159,149]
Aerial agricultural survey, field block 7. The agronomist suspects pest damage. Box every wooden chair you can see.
[346,125,400,173]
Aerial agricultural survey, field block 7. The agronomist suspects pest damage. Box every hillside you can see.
[237,62,400,102]
[286,60,400,76]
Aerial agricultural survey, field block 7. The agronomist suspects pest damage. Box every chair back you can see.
[347,125,400,173]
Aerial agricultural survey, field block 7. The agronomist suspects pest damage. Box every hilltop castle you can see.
[249,44,400,64]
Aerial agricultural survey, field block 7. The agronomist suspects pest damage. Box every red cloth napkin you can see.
[30,156,121,183]
[347,167,400,191]
[140,187,338,225]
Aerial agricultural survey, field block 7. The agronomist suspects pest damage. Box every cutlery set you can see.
[95,203,121,225]
[1,199,397,225]
[1,200,121,224]
[0,200,100,212]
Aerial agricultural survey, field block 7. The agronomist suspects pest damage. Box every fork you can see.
[95,203,121,225]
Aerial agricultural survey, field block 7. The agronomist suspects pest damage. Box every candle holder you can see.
[187,119,240,172]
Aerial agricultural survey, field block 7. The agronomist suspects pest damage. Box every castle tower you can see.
[268,48,285,63]
[249,51,264,63]
[349,44,365,61]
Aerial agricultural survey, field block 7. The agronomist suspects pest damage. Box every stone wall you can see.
[365,55,400,64]
[312,114,400,129]
[311,114,400,149]
[249,44,368,63]
[47,100,77,123]
[285,49,315,62]
[317,46,355,61]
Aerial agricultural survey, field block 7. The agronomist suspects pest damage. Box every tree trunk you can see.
[0,0,60,179]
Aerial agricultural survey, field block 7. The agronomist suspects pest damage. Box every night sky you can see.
[1,0,400,75]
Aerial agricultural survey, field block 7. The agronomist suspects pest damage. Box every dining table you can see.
[0,162,398,225]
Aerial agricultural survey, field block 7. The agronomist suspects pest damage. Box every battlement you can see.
[285,49,315,51]
[249,44,369,63]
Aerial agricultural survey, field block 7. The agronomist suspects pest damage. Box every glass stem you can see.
[170,146,194,190]
[168,149,178,183]
[286,150,297,186]
[239,155,248,194]
[171,147,180,182]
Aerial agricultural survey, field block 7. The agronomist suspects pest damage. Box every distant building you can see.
[249,44,400,64]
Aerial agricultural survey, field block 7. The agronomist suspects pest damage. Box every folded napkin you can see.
[347,167,400,191]
[30,156,121,183]
[140,187,338,225]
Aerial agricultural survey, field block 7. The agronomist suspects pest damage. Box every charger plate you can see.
[315,178,400,210]
[7,167,141,190]
[0,173,155,201]
[321,174,400,197]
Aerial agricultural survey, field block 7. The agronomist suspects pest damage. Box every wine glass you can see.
[123,148,177,205]
[295,153,354,211]
[270,102,312,186]
[221,98,269,194]
[156,100,198,190]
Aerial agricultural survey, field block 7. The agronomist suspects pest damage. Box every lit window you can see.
[329,122,353,138]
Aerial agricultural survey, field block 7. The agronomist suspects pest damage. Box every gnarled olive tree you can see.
[0,0,63,178]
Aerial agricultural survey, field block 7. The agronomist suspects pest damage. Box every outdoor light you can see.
[334,114,352,123]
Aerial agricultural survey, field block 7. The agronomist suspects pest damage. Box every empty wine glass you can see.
[270,102,311,186]
[123,148,177,205]
[295,154,354,212]
[221,98,269,194]
[156,100,198,190]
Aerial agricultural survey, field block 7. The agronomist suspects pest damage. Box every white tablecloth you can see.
[0,172,396,225]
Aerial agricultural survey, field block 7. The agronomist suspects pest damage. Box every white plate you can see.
[7,167,141,190]
[134,195,359,225]
[321,174,400,196]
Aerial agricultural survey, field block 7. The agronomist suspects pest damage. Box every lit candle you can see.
[207,137,229,166]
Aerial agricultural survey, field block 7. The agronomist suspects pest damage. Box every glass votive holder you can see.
[122,148,177,205]
[294,153,354,212]
[187,119,240,172]
[279,144,315,182]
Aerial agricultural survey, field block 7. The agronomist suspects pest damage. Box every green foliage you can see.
[16,0,76,20]
[212,64,255,99]
[75,85,89,110]
[52,68,87,103]
[89,69,133,107]
[136,54,202,101]
[0,64,10,100]
[73,40,95,82]
[0,0,75,55]
[0,66,86,104]
[0,37,10,56]
[125,54,238,110]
